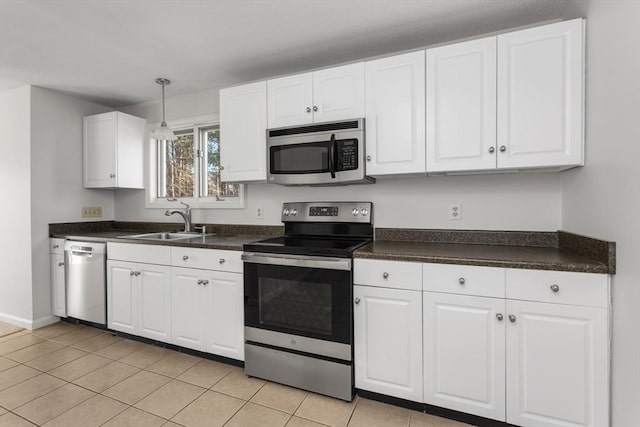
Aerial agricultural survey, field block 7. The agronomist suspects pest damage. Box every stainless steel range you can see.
[242,201,373,401]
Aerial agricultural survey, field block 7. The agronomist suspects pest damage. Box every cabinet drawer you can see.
[50,238,65,255]
[506,269,609,308]
[107,242,171,265]
[171,247,243,273]
[354,259,422,291]
[423,264,505,298]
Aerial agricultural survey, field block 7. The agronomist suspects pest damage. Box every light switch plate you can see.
[82,206,103,218]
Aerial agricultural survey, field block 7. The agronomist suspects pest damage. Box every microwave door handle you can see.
[329,133,336,179]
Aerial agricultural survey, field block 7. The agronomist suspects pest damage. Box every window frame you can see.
[146,113,245,209]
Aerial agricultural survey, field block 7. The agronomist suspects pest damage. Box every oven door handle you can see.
[241,252,351,271]
[329,133,336,179]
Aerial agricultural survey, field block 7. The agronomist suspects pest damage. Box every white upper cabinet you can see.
[219,81,268,182]
[426,37,497,173]
[83,111,145,188]
[267,63,365,128]
[365,51,426,175]
[497,18,584,169]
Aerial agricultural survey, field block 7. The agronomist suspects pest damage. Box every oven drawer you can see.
[354,259,422,291]
[170,247,242,273]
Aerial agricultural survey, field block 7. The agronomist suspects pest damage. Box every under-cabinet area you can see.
[354,259,610,427]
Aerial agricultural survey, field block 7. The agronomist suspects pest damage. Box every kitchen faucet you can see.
[165,200,192,232]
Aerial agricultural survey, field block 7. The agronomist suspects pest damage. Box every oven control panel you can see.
[282,202,372,223]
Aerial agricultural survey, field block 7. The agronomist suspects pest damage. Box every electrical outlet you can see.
[256,207,264,220]
[449,204,461,220]
[82,206,103,218]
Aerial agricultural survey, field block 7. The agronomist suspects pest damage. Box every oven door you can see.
[242,253,352,359]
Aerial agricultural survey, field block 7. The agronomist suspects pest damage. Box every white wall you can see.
[119,92,562,231]
[30,86,112,325]
[0,86,33,326]
[560,2,640,425]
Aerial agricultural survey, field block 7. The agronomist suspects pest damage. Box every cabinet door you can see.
[206,271,244,360]
[114,112,145,189]
[506,300,608,427]
[365,51,426,175]
[171,267,207,351]
[497,19,584,169]
[107,260,137,334]
[51,253,66,317]
[313,63,365,123]
[138,264,171,343]
[423,292,506,421]
[426,37,497,172]
[83,112,116,188]
[267,73,313,128]
[354,285,422,402]
[220,81,268,182]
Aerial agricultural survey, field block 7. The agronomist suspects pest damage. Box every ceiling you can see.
[0,0,569,108]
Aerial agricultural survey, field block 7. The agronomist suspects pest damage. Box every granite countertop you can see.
[354,228,615,274]
[51,230,265,251]
[354,240,610,274]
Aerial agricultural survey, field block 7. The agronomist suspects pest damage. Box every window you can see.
[148,116,244,208]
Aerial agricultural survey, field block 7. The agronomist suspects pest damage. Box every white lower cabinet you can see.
[423,292,506,421]
[506,300,609,427]
[171,267,244,361]
[353,284,423,402]
[50,238,66,317]
[107,259,171,342]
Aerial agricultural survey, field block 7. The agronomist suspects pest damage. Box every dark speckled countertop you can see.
[355,228,615,274]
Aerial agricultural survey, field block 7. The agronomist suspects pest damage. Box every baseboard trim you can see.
[0,312,61,330]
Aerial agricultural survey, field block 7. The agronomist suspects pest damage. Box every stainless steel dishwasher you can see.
[64,241,107,325]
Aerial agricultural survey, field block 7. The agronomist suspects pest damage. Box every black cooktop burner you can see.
[243,236,371,258]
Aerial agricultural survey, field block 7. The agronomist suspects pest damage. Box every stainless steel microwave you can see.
[266,118,374,186]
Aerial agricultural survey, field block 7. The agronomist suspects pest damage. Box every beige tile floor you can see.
[0,322,471,427]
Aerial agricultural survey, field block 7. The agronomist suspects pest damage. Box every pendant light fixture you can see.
[150,77,176,141]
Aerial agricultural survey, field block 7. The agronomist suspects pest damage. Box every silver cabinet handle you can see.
[489,147,495,153]
[57,262,64,267]
[496,313,504,321]
[109,173,116,178]
[130,271,135,276]
[354,298,361,305]
[182,255,189,261]
[550,284,560,293]
[509,314,516,323]
[458,277,465,285]
[382,272,389,279]
[53,244,59,249]
[202,280,209,286]
[306,107,311,113]
[219,258,226,264]
[313,106,318,112]
[135,271,140,276]
[499,146,507,152]
[220,166,225,170]
[197,279,203,285]
[366,155,372,162]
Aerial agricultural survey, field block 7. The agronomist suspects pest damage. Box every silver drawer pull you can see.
[130,271,135,276]
[458,277,465,285]
[134,271,140,276]
[550,284,560,293]
[509,314,516,323]
[182,255,189,261]
[354,298,361,305]
[219,258,226,264]
[197,279,203,285]
[382,272,389,279]
[202,280,209,286]
[53,244,59,249]
[496,313,503,321]
[57,262,64,267]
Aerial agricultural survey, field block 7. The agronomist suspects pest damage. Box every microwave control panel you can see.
[337,139,358,171]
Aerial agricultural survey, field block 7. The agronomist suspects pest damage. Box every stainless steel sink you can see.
[123,232,211,241]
